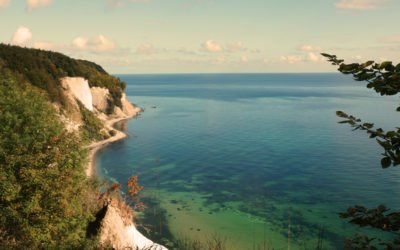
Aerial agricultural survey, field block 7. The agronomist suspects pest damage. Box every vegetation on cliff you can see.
[0,68,101,248]
[0,43,126,109]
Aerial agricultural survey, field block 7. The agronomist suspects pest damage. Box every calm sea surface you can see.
[97,73,400,249]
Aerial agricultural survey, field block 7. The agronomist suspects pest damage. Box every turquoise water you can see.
[97,74,400,249]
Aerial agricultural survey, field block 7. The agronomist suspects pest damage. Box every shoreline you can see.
[85,113,140,177]
[84,109,168,249]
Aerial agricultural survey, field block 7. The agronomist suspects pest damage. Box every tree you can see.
[0,69,93,248]
[322,54,400,249]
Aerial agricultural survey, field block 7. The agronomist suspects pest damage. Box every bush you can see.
[0,70,96,248]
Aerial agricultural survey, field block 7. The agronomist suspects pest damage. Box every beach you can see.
[86,113,140,177]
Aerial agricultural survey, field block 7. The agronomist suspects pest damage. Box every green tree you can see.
[322,54,400,249]
[0,43,126,110]
[0,69,94,248]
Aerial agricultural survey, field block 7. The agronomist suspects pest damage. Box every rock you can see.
[91,87,111,113]
[121,93,142,117]
[61,77,93,111]
[99,203,167,250]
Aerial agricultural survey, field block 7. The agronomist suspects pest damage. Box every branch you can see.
[336,111,400,168]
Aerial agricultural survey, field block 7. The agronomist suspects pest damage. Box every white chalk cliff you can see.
[99,203,167,250]
[60,77,166,249]
[61,77,93,111]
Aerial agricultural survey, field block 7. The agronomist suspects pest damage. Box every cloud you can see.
[280,52,323,64]
[27,0,52,10]
[72,34,116,53]
[307,52,321,62]
[202,40,222,53]
[280,55,303,64]
[335,0,386,10]
[240,55,248,63]
[11,26,33,46]
[0,0,10,9]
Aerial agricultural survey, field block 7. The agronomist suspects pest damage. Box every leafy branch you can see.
[336,111,400,168]
[322,53,400,103]
[322,53,400,249]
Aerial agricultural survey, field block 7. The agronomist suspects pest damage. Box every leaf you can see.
[381,157,391,168]
[377,140,391,150]
[395,63,400,72]
[379,61,392,70]
[336,111,348,118]
[386,131,397,138]
[320,53,333,58]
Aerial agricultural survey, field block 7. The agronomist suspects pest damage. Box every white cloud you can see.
[336,0,386,10]
[0,0,10,9]
[72,37,88,50]
[240,55,248,63]
[202,40,222,53]
[307,52,321,62]
[11,26,33,46]
[72,34,116,53]
[280,55,303,64]
[27,0,52,10]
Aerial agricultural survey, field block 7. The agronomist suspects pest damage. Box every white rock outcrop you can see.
[121,93,142,117]
[61,77,93,111]
[91,87,111,113]
[99,204,167,250]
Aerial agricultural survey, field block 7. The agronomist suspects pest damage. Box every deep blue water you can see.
[97,73,400,249]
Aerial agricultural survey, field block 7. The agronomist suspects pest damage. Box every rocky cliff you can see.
[62,76,167,250]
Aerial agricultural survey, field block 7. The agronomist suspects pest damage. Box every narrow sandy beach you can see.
[85,114,138,177]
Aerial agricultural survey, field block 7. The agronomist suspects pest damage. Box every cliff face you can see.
[99,203,167,250]
[61,77,93,111]
[0,45,161,249]
[60,76,142,133]
[61,77,167,249]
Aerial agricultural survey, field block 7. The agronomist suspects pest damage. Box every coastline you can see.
[85,113,140,177]
[84,108,168,249]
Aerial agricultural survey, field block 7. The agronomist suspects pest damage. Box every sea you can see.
[96,73,400,249]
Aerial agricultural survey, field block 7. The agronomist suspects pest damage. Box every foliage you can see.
[322,54,400,97]
[0,43,126,109]
[0,69,97,248]
[127,175,144,198]
[335,111,400,168]
[322,54,400,249]
[323,54,400,167]
[78,101,106,142]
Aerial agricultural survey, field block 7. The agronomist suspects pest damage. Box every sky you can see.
[1,0,400,74]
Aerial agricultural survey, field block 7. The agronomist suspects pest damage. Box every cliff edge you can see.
[62,76,167,250]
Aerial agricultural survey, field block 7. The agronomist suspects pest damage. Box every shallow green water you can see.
[97,74,400,249]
